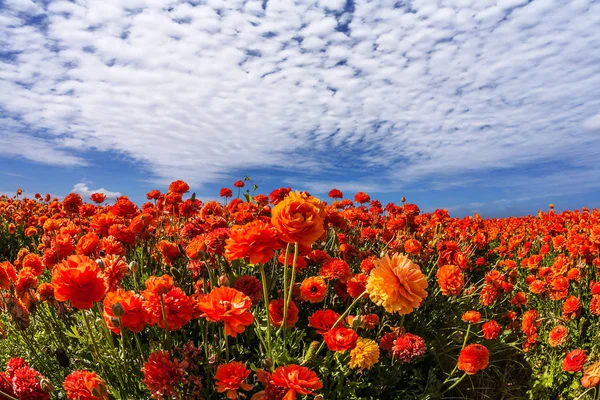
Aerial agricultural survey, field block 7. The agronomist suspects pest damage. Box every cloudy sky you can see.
[1,0,599,216]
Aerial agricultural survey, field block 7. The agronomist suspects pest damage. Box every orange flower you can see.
[102,255,130,293]
[581,361,600,388]
[548,325,568,347]
[436,265,464,296]
[0,261,17,289]
[224,220,280,264]
[458,344,489,375]
[185,236,206,260]
[21,254,43,276]
[346,273,368,298]
[268,298,299,328]
[197,287,254,337]
[63,370,109,400]
[168,180,190,194]
[142,351,188,399]
[481,320,501,340]
[324,327,358,352]
[404,239,422,255]
[462,311,481,324]
[214,361,252,399]
[76,232,99,256]
[563,295,581,319]
[103,289,146,334]
[157,240,181,266]
[52,255,105,310]
[271,191,325,247]
[299,276,327,303]
[366,253,428,314]
[90,193,107,203]
[269,365,323,400]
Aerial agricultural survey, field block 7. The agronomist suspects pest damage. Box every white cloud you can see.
[584,114,600,132]
[71,182,121,201]
[0,0,599,192]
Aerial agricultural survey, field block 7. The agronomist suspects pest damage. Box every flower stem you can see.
[316,291,367,354]
[258,263,272,360]
[82,310,100,358]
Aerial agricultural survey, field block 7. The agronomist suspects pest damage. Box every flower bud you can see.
[110,317,121,328]
[40,378,54,393]
[262,358,273,369]
[95,259,105,270]
[218,274,229,287]
[129,261,139,273]
[112,302,125,317]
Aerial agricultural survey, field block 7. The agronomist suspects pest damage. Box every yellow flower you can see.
[366,253,428,314]
[349,338,380,370]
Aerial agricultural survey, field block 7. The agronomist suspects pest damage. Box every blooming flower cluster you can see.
[0,181,598,399]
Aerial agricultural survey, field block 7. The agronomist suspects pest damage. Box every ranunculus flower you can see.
[52,255,105,310]
[458,344,490,375]
[271,191,325,247]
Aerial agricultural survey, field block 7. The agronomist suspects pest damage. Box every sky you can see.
[0,0,599,217]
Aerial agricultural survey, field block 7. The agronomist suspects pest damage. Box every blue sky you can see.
[1,0,599,217]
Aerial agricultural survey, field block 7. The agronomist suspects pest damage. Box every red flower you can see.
[142,277,196,331]
[328,189,343,199]
[220,188,233,198]
[482,320,501,340]
[299,276,327,303]
[319,258,352,282]
[90,193,107,203]
[232,275,263,304]
[269,298,299,328]
[233,180,245,188]
[168,180,190,194]
[391,333,427,363]
[562,349,587,373]
[308,309,341,335]
[404,239,422,255]
[354,192,370,203]
[324,327,358,352]
[458,344,489,375]
[142,351,188,399]
[214,361,252,399]
[52,255,105,310]
[346,273,367,298]
[269,365,323,400]
[63,370,109,400]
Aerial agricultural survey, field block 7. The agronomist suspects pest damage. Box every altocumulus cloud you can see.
[0,0,599,190]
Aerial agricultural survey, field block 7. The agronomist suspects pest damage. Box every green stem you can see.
[224,330,230,362]
[159,292,172,350]
[82,310,101,358]
[281,243,299,341]
[258,263,273,360]
[444,325,471,384]
[442,372,467,394]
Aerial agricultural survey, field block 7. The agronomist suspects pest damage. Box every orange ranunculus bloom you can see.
[458,344,489,375]
[324,327,358,352]
[21,254,43,276]
[102,255,130,293]
[436,265,464,296]
[76,232,99,256]
[366,253,428,314]
[63,370,109,400]
[269,365,323,400]
[271,191,325,247]
[548,325,568,347]
[157,240,181,266]
[462,311,481,324]
[404,239,422,255]
[168,180,189,194]
[90,192,107,203]
[225,220,280,264]
[103,289,146,334]
[0,261,17,289]
[214,361,252,399]
[142,280,195,331]
[268,298,299,328]
[52,255,105,310]
[581,361,600,388]
[185,236,206,260]
[197,287,254,337]
[299,276,327,303]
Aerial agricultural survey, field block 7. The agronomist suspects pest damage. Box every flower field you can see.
[0,180,599,399]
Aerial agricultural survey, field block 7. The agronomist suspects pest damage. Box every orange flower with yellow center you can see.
[271,191,325,247]
[366,253,428,314]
